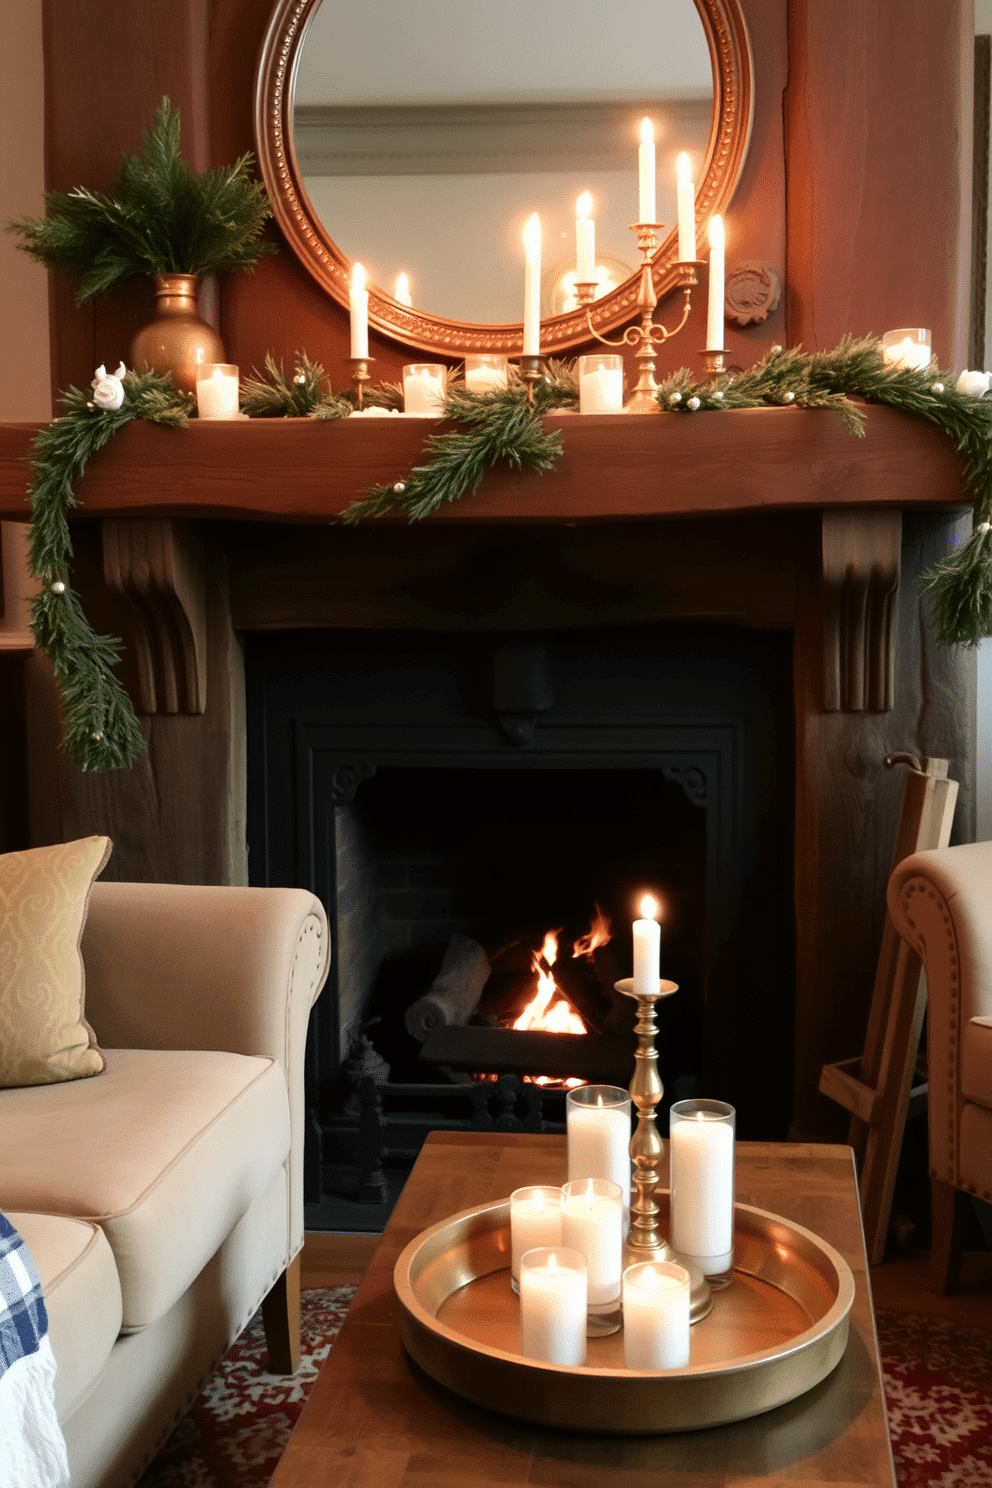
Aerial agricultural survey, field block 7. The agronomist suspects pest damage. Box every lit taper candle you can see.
[394,271,413,308]
[638,118,656,223]
[676,153,695,261]
[706,215,725,351]
[523,212,542,356]
[632,894,661,995]
[576,191,595,283]
[349,262,369,358]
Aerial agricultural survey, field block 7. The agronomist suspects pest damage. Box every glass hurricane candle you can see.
[561,1177,624,1333]
[669,1098,736,1288]
[518,1247,587,1365]
[196,363,240,419]
[403,364,447,415]
[578,354,624,413]
[622,1260,692,1369]
[464,354,508,393]
[881,328,932,371]
[566,1085,631,1224]
[510,1186,563,1293]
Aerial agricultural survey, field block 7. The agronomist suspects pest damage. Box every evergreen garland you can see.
[24,337,992,772]
[27,370,190,771]
[7,99,275,302]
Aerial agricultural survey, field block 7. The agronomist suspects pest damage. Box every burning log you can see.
[404,934,491,1042]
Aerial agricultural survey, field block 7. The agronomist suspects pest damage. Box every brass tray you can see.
[393,1192,856,1433]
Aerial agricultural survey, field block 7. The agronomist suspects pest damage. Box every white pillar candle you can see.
[402,363,446,415]
[638,118,656,223]
[706,215,725,351]
[561,1178,623,1308]
[575,191,595,282]
[394,272,413,308]
[518,1248,587,1366]
[465,355,508,393]
[669,1100,736,1279]
[676,153,695,261]
[632,893,661,996]
[622,1261,692,1369]
[349,262,369,358]
[578,355,624,413]
[510,1186,563,1291]
[522,212,542,356]
[196,364,240,419]
[566,1086,631,1218]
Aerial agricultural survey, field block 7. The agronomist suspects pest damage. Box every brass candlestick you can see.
[700,348,728,381]
[347,355,374,410]
[518,353,544,407]
[615,976,713,1323]
[584,226,701,414]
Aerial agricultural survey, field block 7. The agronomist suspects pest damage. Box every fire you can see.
[512,930,587,1034]
[572,903,611,960]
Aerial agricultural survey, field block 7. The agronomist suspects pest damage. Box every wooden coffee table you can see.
[272,1132,896,1487]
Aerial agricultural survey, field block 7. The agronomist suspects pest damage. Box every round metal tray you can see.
[393,1192,855,1433]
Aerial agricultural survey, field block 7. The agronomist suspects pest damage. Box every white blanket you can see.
[0,1212,68,1488]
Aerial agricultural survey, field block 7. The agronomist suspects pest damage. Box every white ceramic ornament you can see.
[92,362,127,411]
[955,369,992,398]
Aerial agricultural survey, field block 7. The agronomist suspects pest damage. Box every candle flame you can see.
[639,117,654,145]
[708,215,724,250]
[394,271,412,307]
[576,190,593,220]
[547,1253,558,1272]
[639,894,659,921]
[351,261,366,291]
[523,212,541,255]
[677,151,692,182]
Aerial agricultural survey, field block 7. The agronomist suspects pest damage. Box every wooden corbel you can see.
[821,509,901,712]
[102,517,208,714]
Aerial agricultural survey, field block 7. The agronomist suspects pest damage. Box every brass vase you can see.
[130,274,225,396]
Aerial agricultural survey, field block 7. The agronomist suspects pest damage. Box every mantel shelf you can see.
[0,403,968,526]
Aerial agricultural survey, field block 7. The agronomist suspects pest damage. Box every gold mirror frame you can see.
[254,0,753,357]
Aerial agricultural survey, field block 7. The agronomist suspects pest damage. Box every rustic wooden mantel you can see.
[0,403,968,524]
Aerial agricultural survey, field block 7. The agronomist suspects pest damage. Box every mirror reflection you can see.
[293,0,713,324]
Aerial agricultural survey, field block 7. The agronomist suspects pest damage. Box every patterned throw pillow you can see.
[0,836,111,1086]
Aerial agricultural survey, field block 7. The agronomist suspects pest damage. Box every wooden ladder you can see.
[818,754,958,1265]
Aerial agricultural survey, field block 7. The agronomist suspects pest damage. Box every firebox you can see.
[246,620,794,1224]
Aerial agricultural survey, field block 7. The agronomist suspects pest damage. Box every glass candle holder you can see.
[510,1185,563,1293]
[196,363,240,419]
[881,328,932,371]
[622,1260,692,1369]
[578,353,624,413]
[402,363,447,415]
[464,354,508,394]
[566,1084,632,1223]
[669,1098,736,1288]
[561,1177,624,1334]
[518,1246,587,1365]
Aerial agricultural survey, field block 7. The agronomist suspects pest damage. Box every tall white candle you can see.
[522,213,542,356]
[632,893,661,996]
[510,1187,563,1290]
[622,1262,692,1369]
[394,271,413,308]
[575,191,595,282]
[561,1178,623,1308]
[519,1248,587,1365]
[706,215,725,351]
[669,1104,735,1276]
[638,118,656,223]
[676,153,695,261]
[566,1087,631,1217]
[349,262,369,358]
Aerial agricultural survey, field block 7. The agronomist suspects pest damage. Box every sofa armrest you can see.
[81,882,330,1247]
[887,842,992,1187]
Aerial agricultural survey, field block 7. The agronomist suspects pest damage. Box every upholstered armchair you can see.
[887,842,992,1291]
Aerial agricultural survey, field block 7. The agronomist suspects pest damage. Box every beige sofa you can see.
[0,880,329,1488]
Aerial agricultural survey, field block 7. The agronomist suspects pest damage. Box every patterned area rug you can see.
[136,1292,992,1487]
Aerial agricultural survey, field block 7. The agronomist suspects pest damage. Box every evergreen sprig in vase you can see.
[7,97,275,393]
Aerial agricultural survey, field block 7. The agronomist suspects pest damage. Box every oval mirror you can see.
[255,0,753,356]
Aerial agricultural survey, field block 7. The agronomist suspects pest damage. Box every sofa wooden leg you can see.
[262,1254,301,1374]
[929,1177,970,1295]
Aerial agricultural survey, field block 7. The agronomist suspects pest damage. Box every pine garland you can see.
[27,370,189,771]
[24,338,992,773]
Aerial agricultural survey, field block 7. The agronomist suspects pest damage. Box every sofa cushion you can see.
[8,1211,122,1422]
[0,1049,291,1332]
[0,836,111,1087]
[962,1014,992,1108]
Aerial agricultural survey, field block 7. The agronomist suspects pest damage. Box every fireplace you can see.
[246,615,794,1217]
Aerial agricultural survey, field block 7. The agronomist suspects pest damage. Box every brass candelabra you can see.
[347,356,374,410]
[615,976,713,1323]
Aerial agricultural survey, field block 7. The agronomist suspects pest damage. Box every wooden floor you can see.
[302,1230,992,1326]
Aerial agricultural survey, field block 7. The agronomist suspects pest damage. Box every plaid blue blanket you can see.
[0,1210,68,1487]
